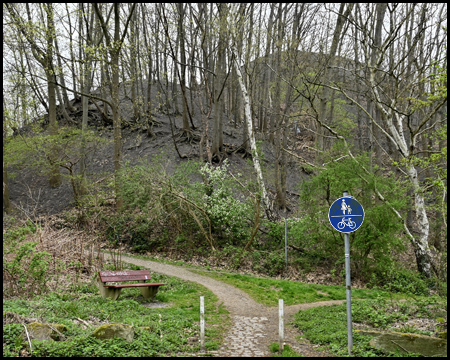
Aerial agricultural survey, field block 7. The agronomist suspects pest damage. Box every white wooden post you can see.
[279,299,284,353]
[200,296,205,352]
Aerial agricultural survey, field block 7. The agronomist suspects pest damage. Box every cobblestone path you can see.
[217,315,269,357]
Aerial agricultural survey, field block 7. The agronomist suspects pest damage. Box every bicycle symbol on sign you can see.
[338,217,356,230]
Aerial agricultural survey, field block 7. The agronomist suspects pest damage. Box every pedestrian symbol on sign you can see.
[341,199,348,214]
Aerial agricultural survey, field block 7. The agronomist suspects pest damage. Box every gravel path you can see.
[105,253,343,357]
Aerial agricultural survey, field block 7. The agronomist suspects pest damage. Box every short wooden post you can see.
[200,296,205,352]
[279,299,284,353]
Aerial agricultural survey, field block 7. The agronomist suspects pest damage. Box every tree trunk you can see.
[211,4,227,159]
[3,160,13,215]
[94,3,137,209]
[177,3,190,131]
[273,4,284,208]
[406,165,434,278]
[130,6,139,120]
[259,4,275,135]
[231,38,275,221]
[142,5,153,127]
[44,4,62,188]
[317,3,354,152]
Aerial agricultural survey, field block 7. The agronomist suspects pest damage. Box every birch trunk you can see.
[406,165,433,278]
[232,47,275,221]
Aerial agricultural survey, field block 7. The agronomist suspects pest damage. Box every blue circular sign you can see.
[328,196,364,233]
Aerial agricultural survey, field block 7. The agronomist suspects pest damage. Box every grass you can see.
[269,343,304,357]
[190,269,405,307]
[101,250,403,306]
[3,267,229,357]
[292,295,447,357]
[4,248,446,357]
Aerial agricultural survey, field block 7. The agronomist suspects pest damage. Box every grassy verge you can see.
[293,295,446,357]
[190,269,405,306]
[188,268,445,357]
[269,343,304,357]
[3,268,229,357]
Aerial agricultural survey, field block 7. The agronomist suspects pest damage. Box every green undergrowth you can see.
[3,267,228,357]
[269,343,303,357]
[293,295,446,357]
[190,270,404,307]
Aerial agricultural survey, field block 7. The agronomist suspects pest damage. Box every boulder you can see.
[27,322,67,341]
[356,330,447,357]
[92,323,135,343]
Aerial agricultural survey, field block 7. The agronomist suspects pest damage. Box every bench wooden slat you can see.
[100,274,151,282]
[104,283,165,289]
[99,270,152,283]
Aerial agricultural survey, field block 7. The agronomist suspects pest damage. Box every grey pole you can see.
[285,218,288,272]
[343,191,353,355]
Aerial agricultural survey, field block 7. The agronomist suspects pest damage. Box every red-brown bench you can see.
[97,270,164,300]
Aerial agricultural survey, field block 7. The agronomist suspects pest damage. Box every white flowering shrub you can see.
[199,160,253,243]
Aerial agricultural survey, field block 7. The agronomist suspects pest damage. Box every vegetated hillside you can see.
[7,79,313,217]
[6,77,440,293]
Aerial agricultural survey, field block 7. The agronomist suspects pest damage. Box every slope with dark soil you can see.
[8,80,312,217]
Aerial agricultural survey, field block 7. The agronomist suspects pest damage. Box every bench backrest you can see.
[98,270,151,283]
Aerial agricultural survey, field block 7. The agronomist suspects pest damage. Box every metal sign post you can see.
[328,191,365,356]
[344,229,353,355]
[285,218,288,272]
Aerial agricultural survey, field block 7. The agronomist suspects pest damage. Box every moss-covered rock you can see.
[92,323,135,343]
[356,330,447,357]
[27,322,67,341]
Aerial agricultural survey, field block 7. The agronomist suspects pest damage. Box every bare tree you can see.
[331,3,447,278]
[316,3,354,151]
[229,4,275,221]
[93,3,137,208]
[6,3,62,187]
[211,4,228,160]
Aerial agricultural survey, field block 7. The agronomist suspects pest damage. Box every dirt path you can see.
[106,253,343,357]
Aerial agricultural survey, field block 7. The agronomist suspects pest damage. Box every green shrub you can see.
[261,251,286,277]
[3,222,52,297]
[368,267,431,296]
[292,152,411,282]
[117,156,255,252]
[104,213,161,253]
[199,160,253,246]
[3,323,24,355]
[263,221,285,251]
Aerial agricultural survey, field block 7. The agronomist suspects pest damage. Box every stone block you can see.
[92,323,135,343]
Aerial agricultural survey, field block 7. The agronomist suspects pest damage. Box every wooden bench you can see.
[97,270,164,300]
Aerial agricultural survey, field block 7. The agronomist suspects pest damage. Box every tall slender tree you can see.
[93,3,136,208]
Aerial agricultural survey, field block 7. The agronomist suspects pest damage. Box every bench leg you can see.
[98,280,122,300]
[140,286,160,300]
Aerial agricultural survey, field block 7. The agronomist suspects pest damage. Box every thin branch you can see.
[282,148,319,169]
[23,324,33,353]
